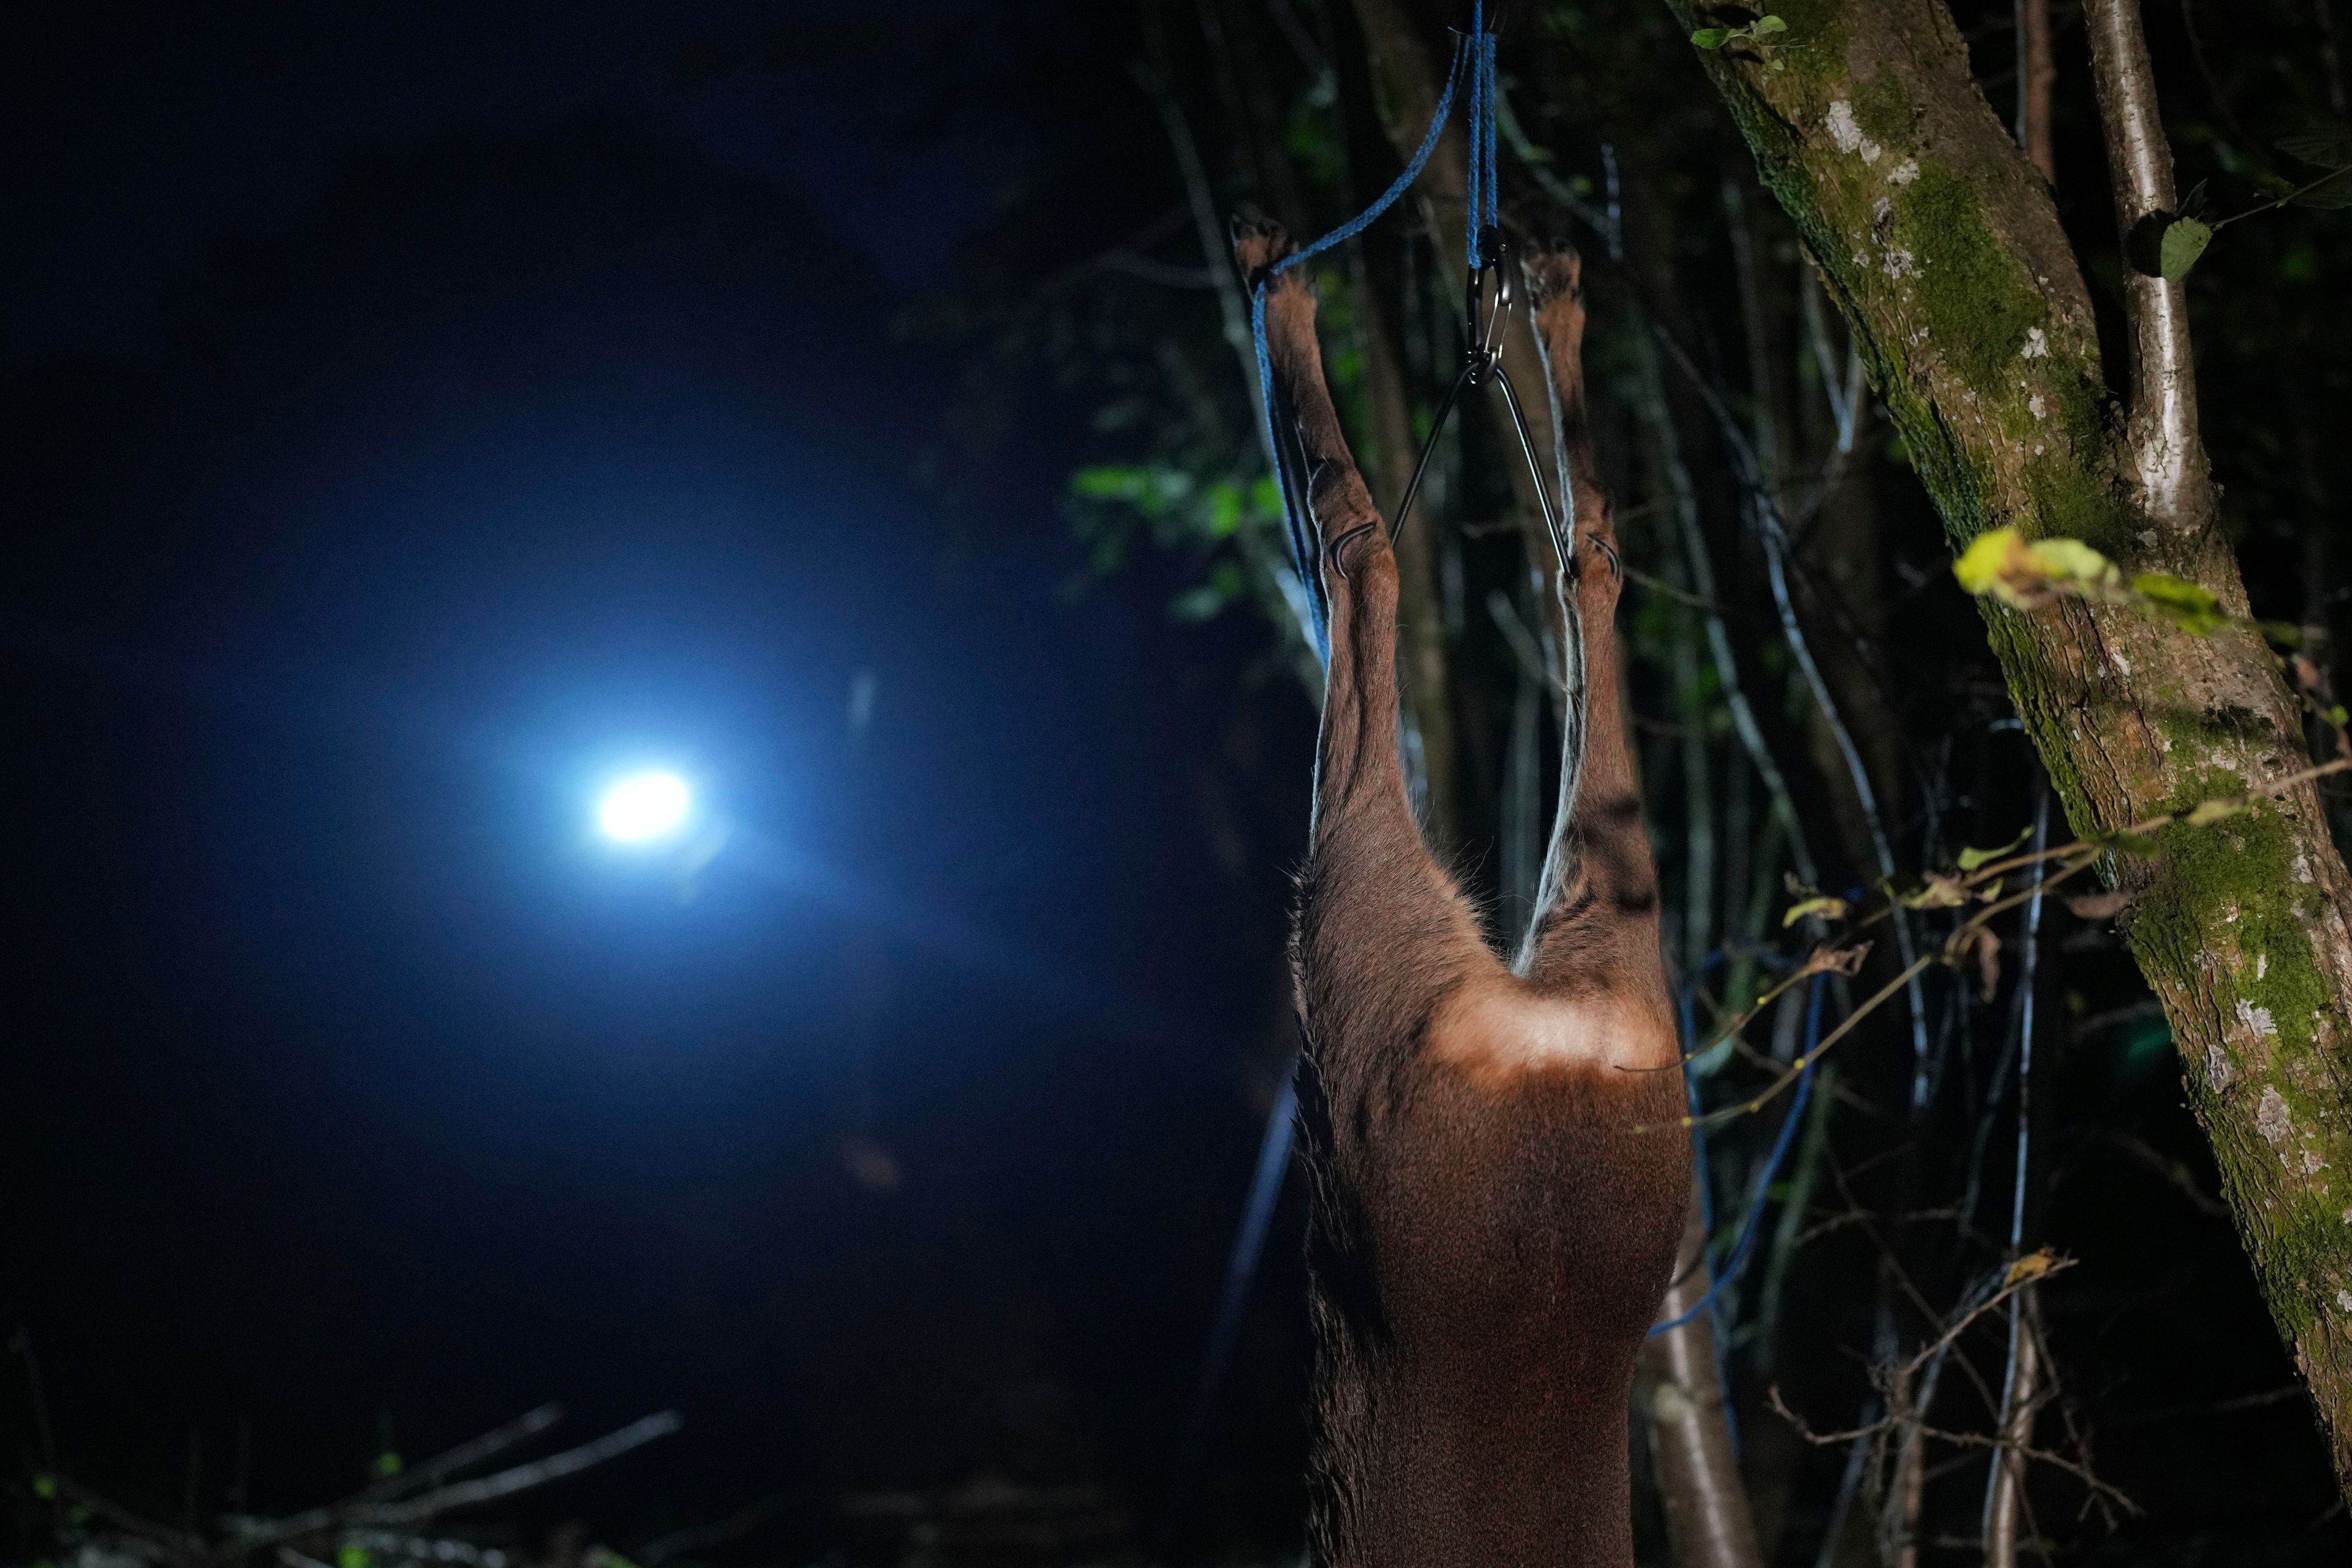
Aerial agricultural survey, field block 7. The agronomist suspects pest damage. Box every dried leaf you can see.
[1902,873,1972,910]
[1802,941,1873,978]
[2065,888,2133,921]
[2005,1248,2056,1286]
[1948,924,2003,1001]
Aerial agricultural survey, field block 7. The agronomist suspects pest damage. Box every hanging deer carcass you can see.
[1237,218,1691,1567]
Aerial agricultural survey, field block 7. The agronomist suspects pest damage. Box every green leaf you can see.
[1752,13,1789,32]
[1958,826,2032,872]
[2292,176,2352,208]
[2277,127,2352,167]
[339,1547,372,1568]
[1069,464,1145,500]
[371,1452,404,1479]
[1068,464,1191,516]
[1690,27,1732,48]
[2131,571,2226,635]
[1204,480,1243,538]
[2158,216,2213,281]
[1248,475,1284,519]
[31,1474,55,1501]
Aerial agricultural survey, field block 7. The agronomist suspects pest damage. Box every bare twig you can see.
[358,1413,682,1528]
[58,1477,206,1559]
[232,1413,682,1554]
[639,1494,797,1566]
[353,1406,565,1506]
[1773,1390,2136,1520]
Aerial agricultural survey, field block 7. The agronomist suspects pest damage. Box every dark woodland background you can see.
[6,1,2352,1564]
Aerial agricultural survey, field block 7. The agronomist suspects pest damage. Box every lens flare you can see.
[598,771,692,843]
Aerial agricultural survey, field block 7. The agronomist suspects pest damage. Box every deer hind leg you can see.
[1516,239,1674,1039]
[1234,217,1499,1070]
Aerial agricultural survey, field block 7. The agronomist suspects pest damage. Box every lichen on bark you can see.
[1660,0,2352,1492]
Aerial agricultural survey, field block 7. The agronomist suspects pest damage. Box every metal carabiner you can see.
[1464,224,1518,383]
[1389,227,1569,579]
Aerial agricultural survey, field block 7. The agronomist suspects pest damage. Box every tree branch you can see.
[2085,0,2212,534]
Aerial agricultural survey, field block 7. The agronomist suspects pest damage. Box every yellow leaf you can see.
[1953,527,2121,608]
[1953,528,2027,597]
[2029,538,2117,587]
[1957,826,2032,871]
[1783,894,1850,927]
[2005,1249,2054,1286]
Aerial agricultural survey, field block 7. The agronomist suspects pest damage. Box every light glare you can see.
[598,771,692,843]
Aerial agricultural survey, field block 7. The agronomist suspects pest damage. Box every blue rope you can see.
[1466,1,1485,270]
[1468,2,1498,268]
[1483,29,1499,233]
[1651,972,1825,1337]
[1250,23,1480,664]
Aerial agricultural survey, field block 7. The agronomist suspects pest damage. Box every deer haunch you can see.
[1239,217,1690,1567]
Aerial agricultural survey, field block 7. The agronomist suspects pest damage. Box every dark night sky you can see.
[3,1,1312,1548]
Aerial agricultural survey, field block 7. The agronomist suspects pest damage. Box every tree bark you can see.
[1659,0,2352,1493]
[1640,1196,1766,1568]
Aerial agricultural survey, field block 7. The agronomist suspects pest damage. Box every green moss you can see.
[1765,0,1847,58]
[2149,811,2325,1044]
[2021,450,2130,555]
[1891,166,2049,390]
[2124,762,2352,1340]
[1850,68,1915,145]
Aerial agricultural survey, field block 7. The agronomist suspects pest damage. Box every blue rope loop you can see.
[1650,967,1826,1338]
[1249,10,1493,665]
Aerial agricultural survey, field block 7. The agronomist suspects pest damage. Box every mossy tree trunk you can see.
[1659,0,2352,1490]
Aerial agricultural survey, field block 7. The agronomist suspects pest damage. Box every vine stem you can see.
[2211,162,2352,230]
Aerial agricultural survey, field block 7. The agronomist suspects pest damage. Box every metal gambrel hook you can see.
[1387,226,1570,579]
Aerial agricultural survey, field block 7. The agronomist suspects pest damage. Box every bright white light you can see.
[598,771,693,843]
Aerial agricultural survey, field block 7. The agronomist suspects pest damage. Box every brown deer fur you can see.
[1237,219,1690,1567]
